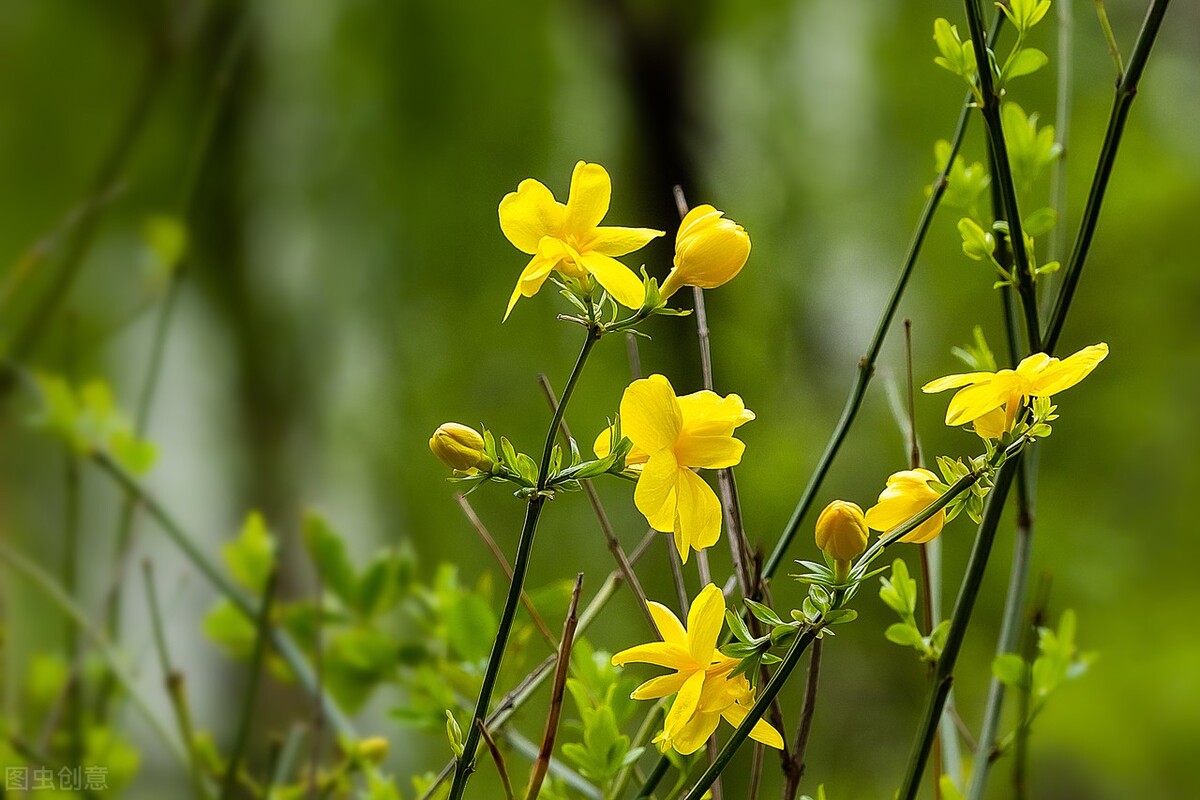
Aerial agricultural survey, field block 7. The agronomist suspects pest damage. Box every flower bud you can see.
[356,736,389,764]
[429,423,489,471]
[660,205,750,299]
[814,500,869,562]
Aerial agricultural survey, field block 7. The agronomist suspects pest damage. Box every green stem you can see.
[897,457,1021,800]
[448,327,600,800]
[91,452,356,738]
[635,755,670,799]
[142,562,212,800]
[681,626,821,800]
[220,571,279,800]
[961,0,1042,351]
[762,88,975,581]
[1044,0,1171,355]
[0,540,186,764]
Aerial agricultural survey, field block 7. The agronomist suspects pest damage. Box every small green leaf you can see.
[303,512,358,605]
[992,653,1028,687]
[222,511,276,593]
[958,217,995,261]
[885,622,925,648]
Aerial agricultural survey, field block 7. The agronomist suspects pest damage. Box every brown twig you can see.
[525,574,585,800]
[781,638,823,800]
[456,493,557,648]
[536,375,656,634]
[476,720,515,800]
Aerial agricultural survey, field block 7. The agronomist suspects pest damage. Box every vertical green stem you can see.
[961,0,1042,351]
[1044,0,1171,355]
[448,327,600,799]
[897,458,1020,800]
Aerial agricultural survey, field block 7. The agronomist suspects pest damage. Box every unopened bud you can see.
[815,500,869,568]
[660,205,750,299]
[429,423,490,471]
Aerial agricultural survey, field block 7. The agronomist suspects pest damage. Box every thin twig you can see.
[1014,571,1053,799]
[143,562,212,800]
[537,374,656,633]
[781,638,823,800]
[525,574,584,800]
[1049,0,1075,267]
[476,720,516,800]
[221,570,280,800]
[456,493,558,648]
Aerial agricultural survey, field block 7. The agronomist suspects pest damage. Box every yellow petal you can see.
[648,601,688,646]
[564,161,611,235]
[677,390,756,437]
[676,204,724,245]
[611,642,695,670]
[668,710,722,756]
[674,433,745,470]
[503,252,556,321]
[721,703,784,749]
[620,376,682,453]
[663,670,706,736]
[579,251,645,309]
[675,468,722,555]
[898,509,947,544]
[634,450,680,533]
[1026,343,1109,396]
[685,583,725,665]
[593,425,614,459]
[972,406,1009,439]
[588,225,664,257]
[498,179,565,254]
[945,373,1019,425]
[631,672,690,700]
[922,370,994,393]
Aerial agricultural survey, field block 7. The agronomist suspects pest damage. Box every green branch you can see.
[448,326,601,800]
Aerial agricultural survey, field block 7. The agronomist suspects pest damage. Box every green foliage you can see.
[932,18,978,88]
[560,639,642,787]
[1001,103,1062,196]
[934,139,990,219]
[140,214,188,284]
[951,325,998,372]
[223,511,276,593]
[879,559,949,663]
[29,374,157,473]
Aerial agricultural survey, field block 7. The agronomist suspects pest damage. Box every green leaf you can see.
[992,653,1028,687]
[141,214,188,280]
[356,550,412,618]
[203,599,257,659]
[1023,207,1058,238]
[726,609,754,643]
[221,511,276,593]
[444,593,497,662]
[303,511,358,605]
[745,599,785,627]
[958,217,995,261]
[885,622,925,648]
[1005,47,1049,81]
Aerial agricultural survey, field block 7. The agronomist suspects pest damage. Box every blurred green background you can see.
[2,0,1198,797]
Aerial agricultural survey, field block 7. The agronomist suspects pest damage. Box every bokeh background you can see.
[2,0,1198,797]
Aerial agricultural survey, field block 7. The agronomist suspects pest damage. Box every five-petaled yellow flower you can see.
[865,469,946,544]
[922,343,1109,439]
[611,584,783,755]
[499,161,664,320]
[600,374,754,563]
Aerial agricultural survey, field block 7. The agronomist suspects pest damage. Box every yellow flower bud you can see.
[660,205,751,299]
[429,423,489,471]
[814,500,869,562]
[356,736,389,764]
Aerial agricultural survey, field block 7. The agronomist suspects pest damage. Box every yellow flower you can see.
[498,161,664,320]
[610,374,754,563]
[815,500,868,581]
[864,469,946,544]
[660,205,751,299]
[611,584,783,755]
[922,343,1109,438]
[429,423,489,471]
